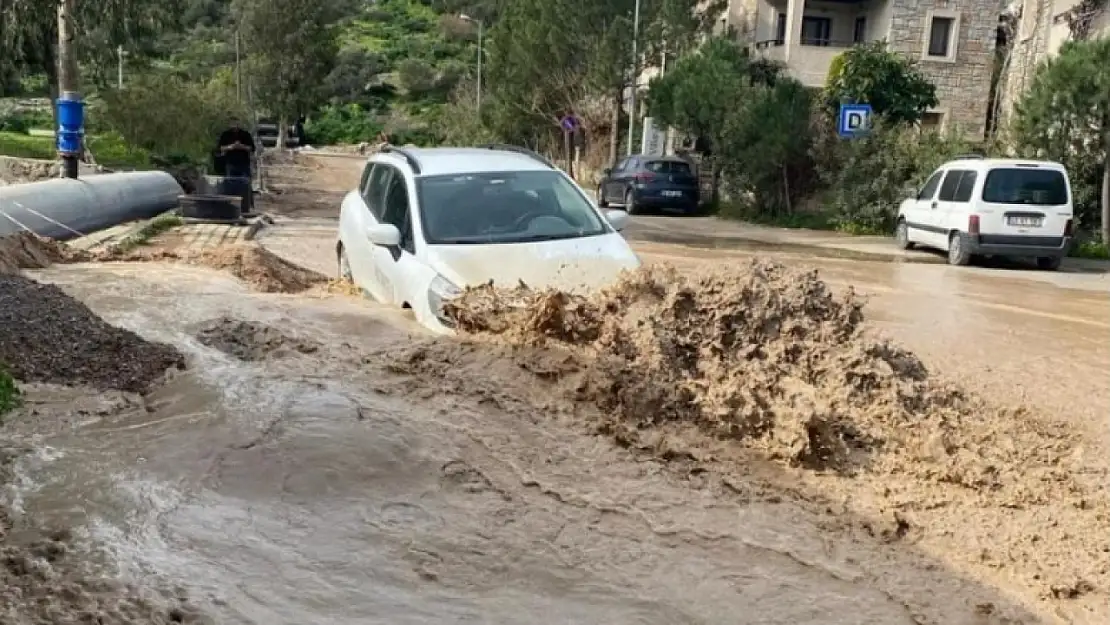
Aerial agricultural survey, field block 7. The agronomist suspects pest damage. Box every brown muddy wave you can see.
[393,261,1108,616]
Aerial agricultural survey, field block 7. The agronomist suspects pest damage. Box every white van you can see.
[895,157,1073,270]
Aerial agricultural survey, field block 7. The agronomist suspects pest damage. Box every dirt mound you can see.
[95,244,326,294]
[396,261,1109,606]
[0,232,88,274]
[195,316,320,361]
[0,272,185,392]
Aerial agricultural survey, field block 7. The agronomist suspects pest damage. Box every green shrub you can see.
[0,366,20,416]
[305,104,384,145]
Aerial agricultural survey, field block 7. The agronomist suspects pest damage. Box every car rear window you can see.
[982,168,1068,205]
[644,160,692,175]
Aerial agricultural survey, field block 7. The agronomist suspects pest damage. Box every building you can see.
[723,0,999,137]
[997,0,1110,127]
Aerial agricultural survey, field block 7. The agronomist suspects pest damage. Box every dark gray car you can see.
[597,155,700,214]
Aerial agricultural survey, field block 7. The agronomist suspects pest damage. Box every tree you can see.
[824,41,937,126]
[1012,38,1110,243]
[646,37,777,202]
[719,79,814,214]
[232,0,351,146]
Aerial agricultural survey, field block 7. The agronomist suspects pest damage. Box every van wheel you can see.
[1036,256,1062,271]
[947,232,973,266]
[895,219,915,250]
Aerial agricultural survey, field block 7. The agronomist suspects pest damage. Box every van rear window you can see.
[982,168,1068,205]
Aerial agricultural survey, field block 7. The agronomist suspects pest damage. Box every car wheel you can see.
[1036,256,1062,271]
[895,219,915,250]
[947,232,973,266]
[338,246,353,281]
[597,186,609,208]
[624,189,638,215]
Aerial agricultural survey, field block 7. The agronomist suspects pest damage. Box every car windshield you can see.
[415,170,610,244]
[982,168,1068,205]
[644,160,692,175]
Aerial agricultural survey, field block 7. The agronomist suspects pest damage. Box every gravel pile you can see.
[0,273,185,392]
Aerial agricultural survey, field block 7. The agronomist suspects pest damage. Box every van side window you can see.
[953,171,978,202]
[917,171,944,200]
[937,170,968,202]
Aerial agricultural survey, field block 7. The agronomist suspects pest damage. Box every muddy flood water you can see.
[0,240,1102,625]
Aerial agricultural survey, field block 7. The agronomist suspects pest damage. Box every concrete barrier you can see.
[0,171,183,240]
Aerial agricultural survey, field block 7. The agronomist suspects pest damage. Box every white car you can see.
[336,144,641,333]
[895,156,1073,269]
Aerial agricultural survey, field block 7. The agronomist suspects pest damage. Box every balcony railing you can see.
[755,38,862,50]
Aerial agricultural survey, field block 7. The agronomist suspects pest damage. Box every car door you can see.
[928,169,964,250]
[905,169,944,244]
[371,165,424,306]
[604,158,629,202]
[346,163,394,303]
[934,169,974,250]
[946,169,978,239]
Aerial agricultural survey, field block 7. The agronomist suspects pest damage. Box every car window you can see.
[363,164,392,219]
[952,171,978,202]
[359,163,374,197]
[380,168,414,253]
[645,160,693,175]
[917,171,943,200]
[416,170,609,245]
[937,170,968,202]
[982,167,1068,205]
[613,158,629,172]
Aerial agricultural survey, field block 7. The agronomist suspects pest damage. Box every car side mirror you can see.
[366,223,401,246]
[604,209,630,231]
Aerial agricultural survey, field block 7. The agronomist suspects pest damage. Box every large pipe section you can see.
[0,171,183,240]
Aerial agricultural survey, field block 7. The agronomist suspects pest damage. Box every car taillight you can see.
[968,214,980,235]
[1064,219,1073,236]
[633,172,656,182]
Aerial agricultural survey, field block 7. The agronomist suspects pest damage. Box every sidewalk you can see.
[68,212,267,253]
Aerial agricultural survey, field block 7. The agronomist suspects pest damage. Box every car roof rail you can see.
[477,143,555,168]
[953,153,985,160]
[380,144,422,174]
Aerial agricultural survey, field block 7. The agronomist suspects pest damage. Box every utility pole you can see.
[56,0,84,179]
[460,15,483,116]
[626,0,641,156]
[235,30,242,104]
[117,45,125,89]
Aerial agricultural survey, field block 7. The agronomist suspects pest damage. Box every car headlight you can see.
[427,275,462,324]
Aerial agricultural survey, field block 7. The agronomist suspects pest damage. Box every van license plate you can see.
[661,190,682,197]
[1007,216,1042,227]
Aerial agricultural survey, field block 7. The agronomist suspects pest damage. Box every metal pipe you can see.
[626,0,641,156]
[0,172,183,240]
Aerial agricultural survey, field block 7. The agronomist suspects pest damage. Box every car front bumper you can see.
[968,234,1072,259]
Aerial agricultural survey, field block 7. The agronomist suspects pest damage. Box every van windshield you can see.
[981,168,1068,205]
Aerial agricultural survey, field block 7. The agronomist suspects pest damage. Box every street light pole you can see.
[57,0,83,179]
[460,14,484,116]
[626,0,641,156]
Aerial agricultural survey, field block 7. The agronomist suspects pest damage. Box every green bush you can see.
[0,366,20,416]
[0,131,54,159]
[815,120,977,234]
[305,104,384,145]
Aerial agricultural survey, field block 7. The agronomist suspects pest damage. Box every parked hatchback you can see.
[597,155,700,214]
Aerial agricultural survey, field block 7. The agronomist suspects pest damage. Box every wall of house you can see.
[999,0,1110,130]
[887,0,999,139]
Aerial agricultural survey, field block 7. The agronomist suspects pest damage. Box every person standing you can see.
[216,119,256,179]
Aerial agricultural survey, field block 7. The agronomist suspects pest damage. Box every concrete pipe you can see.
[0,171,183,240]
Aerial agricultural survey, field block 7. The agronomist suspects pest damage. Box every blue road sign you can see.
[838,103,872,138]
[560,115,580,132]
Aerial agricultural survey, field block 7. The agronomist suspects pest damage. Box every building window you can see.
[776,13,786,44]
[923,11,959,60]
[801,16,832,46]
[921,111,945,131]
[1018,0,1035,41]
[854,16,867,43]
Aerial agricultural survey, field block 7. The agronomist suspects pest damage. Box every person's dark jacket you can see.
[216,128,256,176]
